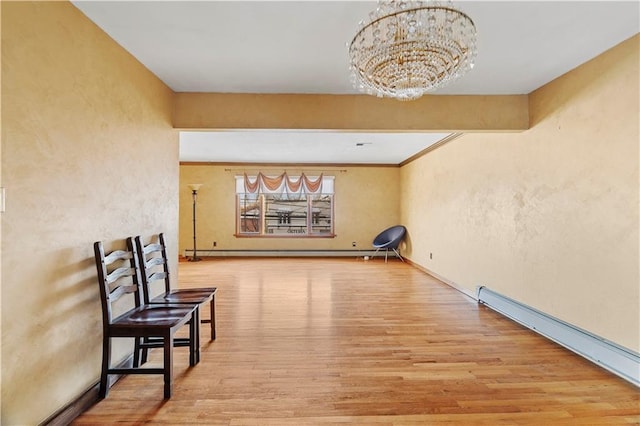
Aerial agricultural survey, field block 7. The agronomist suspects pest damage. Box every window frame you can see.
[235,175,335,238]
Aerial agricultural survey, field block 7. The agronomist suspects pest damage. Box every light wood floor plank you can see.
[72,258,639,425]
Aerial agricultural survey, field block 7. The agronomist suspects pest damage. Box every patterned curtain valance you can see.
[243,172,324,195]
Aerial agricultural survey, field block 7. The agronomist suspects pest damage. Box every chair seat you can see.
[111,304,197,330]
[150,288,217,305]
[372,225,406,249]
[372,241,394,249]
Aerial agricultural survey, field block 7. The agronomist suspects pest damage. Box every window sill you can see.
[234,233,336,238]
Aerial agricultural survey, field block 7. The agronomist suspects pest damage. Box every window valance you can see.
[236,173,334,195]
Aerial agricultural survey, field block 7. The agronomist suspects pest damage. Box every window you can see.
[236,173,334,237]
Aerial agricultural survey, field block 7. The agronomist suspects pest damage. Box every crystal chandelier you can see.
[348,0,477,101]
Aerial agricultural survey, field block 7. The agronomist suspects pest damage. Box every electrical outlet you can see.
[352,241,356,247]
[213,241,217,247]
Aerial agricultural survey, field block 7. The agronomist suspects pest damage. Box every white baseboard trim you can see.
[184,249,388,258]
[404,259,476,300]
[477,286,640,387]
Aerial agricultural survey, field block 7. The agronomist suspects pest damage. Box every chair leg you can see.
[373,247,380,260]
[99,335,111,398]
[141,337,150,365]
[385,249,388,263]
[392,248,405,262]
[133,337,142,368]
[163,332,174,399]
[190,311,199,366]
[201,297,216,341]
[210,296,216,341]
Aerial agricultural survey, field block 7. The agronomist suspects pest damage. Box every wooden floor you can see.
[73,258,639,425]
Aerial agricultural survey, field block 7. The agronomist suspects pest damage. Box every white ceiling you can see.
[72,1,639,164]
[181,130,451,164]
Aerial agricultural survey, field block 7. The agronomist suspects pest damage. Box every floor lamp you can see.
[188,183,203,262]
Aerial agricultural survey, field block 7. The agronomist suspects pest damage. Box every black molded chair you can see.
[372,225,407,263]
[94,240,198,399]
[134,233,217,362]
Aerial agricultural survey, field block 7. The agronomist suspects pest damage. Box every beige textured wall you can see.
[0,2,3,417]
[179,165,400,253]
[173,93,529,131]
[400,35,639,352]
[1,2,177,424]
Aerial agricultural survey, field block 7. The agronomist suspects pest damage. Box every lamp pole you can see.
[188,184,203,262]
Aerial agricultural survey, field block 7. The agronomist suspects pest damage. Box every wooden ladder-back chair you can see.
[94,239,198,399]
[134,233,217,361]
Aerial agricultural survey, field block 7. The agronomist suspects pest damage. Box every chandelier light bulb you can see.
[348,0,477,101]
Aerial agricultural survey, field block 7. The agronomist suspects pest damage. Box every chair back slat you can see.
[106,266,137,285]
[103,249,133,265]
[148,271,168,283]
[145,256,165,269]
[109,284,138,301]
[143,243,163,256]
[134,233,172,304]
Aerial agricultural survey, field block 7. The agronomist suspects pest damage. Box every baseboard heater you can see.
[184,249,382,258]
[477,286,639,387]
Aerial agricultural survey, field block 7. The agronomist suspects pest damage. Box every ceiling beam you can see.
[172,93,529,132]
